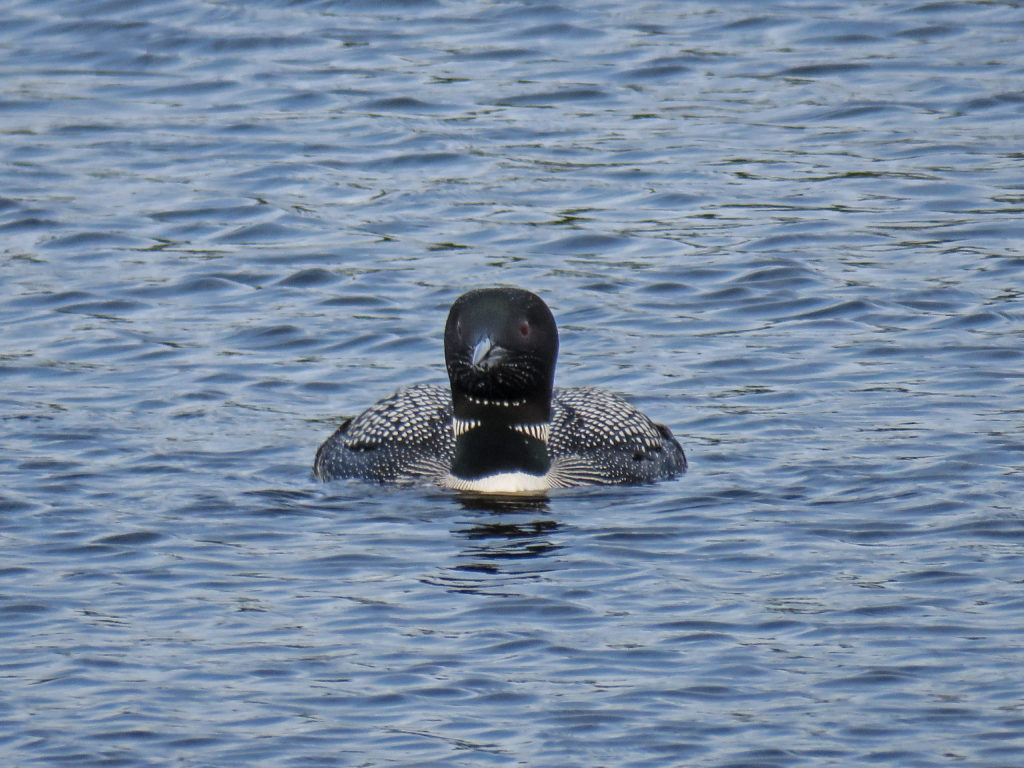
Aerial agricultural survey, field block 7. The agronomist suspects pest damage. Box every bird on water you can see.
[314,287,686,493]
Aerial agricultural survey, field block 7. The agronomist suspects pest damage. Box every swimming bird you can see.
[314,287,686,492]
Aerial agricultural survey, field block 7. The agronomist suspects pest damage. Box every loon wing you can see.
[547,386,686,486]
[313,383,454,483]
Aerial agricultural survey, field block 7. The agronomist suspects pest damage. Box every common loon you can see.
[313,287,686,493]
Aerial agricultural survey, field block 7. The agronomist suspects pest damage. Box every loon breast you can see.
[443,470,554,494]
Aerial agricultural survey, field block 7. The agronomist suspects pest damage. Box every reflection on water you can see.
[456,494,552,516]
[428,495,562,594]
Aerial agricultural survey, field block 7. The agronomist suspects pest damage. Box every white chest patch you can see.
[443,471,552,494]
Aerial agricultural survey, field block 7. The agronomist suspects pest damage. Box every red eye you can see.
[519,321,530,337]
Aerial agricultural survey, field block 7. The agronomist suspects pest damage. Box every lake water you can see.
[2,1,1024,765]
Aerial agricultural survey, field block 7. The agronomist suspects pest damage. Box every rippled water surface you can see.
[3,1,1024,765]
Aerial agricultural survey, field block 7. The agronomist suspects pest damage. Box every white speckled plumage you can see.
[314,383,685,489]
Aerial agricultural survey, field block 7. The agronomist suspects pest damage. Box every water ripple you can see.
[2,0,1024,766]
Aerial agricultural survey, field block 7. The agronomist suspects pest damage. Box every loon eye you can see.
[519,321,530,337]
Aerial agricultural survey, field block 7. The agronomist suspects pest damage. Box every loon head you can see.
[444,287,558,422]
[443,287,558,484]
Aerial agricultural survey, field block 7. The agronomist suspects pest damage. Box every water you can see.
[2,0,1024,765]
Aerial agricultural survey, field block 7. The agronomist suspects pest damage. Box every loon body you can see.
[314,288,686,492]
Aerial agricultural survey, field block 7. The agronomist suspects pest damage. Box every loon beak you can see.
[470,337,504,369]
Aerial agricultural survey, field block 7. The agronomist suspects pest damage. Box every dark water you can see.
[3,1,1024,765]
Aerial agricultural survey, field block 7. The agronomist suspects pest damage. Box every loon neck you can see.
[449,391,552,480]
[450,390,551,426]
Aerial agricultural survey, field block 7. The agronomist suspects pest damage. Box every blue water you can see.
[3,1,1024,765]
